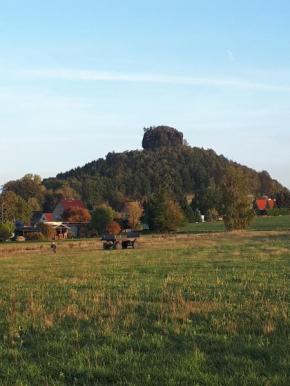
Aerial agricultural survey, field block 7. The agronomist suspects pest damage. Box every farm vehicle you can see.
[101,232,141,250]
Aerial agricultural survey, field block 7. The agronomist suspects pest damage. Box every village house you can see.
[52,199,85,221]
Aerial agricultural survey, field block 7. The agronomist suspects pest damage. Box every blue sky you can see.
[0,0,290,189]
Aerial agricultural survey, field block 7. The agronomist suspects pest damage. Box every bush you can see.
[106,221,121,235]
[266,209,272,216]
[38,223,55,241]
[25,232,44,241]
[280,208,290,216]
[0,223,12,242]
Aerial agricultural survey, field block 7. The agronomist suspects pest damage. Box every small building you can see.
[52,199,85,221]
[255,198,275,215]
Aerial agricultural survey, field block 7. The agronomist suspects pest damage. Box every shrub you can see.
[106,221,121,235]
[38,223,55,241]
[280,208,290,216]
[25,232,44,241]
[0,223,12,242]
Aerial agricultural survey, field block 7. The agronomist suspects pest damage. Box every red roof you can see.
[60,199,85,210]
[256,199,275,211]
[43,213,52,221]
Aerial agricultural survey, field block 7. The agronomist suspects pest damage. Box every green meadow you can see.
[180,215,290,233]
[0,230,290,385]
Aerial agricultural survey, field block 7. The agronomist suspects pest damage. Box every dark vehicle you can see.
[101,232,141,250]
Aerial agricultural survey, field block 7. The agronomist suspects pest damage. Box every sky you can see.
[0,0,290,189]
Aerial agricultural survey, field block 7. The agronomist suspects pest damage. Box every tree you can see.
[166,201,185,230]
[28,197,41,211]
[145,187,184,231]
[0,221,14,241]
[82,177,106,209]
[0,191,32,223]
[62,207,91,223]
[191,179,220,215]
[275,188,290,209]
[179,197,195,223]
[2,174,45,206]
[106,221,121,235]
[91,205,114,235]
[220,167,255,231]
[125,202,143,230]
[55,182,80,200]
[38,223,55,241]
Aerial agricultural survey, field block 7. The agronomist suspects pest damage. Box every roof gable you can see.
[256,199,275,211]
[43,213,52,221]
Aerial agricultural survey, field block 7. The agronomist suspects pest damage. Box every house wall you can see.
[52,202,64,221]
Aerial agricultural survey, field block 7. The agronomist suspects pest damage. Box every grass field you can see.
[180,215,290,233]
[0,232,290,385]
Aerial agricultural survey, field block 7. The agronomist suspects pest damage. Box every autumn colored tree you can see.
[166,201,185,231]
[62,207,91,223]
[106,221,121,235]
[220,167,256,231]
[38,223,55,241]
[125,202,143,230]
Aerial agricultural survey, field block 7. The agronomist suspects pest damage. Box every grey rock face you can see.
[142,126,184,150]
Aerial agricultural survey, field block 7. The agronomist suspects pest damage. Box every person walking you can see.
[51,242,57,254]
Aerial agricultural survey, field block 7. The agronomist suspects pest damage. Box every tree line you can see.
[1,144,289,237]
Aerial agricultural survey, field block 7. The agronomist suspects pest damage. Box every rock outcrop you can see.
[142,126,184,150]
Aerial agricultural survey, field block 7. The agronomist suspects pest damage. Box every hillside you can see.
[42,126,284,209]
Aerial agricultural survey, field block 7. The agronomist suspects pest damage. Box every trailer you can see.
[101,232,141,250]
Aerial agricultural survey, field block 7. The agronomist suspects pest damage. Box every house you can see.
[50,223,70,239]
[31,211,53,226]
[255,198,275,215]
[52,199,85,221]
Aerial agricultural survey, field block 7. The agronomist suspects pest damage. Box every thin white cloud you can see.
[227,50,236,62]
[17,68,290,92]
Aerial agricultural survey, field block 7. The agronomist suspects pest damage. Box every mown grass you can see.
[0,232,290,385]
[180,215,290,233]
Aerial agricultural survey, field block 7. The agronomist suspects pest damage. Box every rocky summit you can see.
[142,126,184,150]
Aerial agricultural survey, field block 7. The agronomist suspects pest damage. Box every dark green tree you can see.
[91,205,114,235]
[145,187,184,231]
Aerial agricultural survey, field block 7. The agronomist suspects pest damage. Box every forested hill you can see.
[43,126,284,209]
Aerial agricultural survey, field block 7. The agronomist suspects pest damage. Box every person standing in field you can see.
[51,242,57,254]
